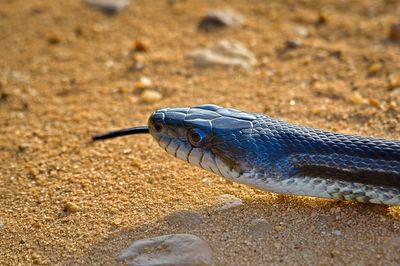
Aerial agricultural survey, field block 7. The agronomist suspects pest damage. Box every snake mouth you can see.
[154,133,244,180]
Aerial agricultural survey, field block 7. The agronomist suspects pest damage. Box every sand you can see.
[0,0,399,265]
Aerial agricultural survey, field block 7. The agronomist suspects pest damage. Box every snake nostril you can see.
[154,123,162,132]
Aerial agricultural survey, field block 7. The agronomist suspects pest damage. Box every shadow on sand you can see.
[67,195,400,265]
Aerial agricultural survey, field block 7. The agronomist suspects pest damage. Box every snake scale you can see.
[93,104,400,205]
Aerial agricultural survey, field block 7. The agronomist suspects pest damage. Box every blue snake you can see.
[93,104,400,205]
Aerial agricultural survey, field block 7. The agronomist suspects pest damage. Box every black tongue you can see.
[92,126,149,141]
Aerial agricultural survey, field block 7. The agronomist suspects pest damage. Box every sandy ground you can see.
[1,0,400,265]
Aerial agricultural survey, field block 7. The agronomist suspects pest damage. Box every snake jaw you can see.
[153,133,245,180]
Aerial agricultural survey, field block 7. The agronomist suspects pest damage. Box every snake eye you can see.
[187,128,207,147]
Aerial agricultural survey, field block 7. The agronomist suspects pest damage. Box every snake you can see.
[93,104,400,205]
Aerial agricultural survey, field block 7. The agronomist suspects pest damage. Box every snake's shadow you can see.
[67,195,400,265]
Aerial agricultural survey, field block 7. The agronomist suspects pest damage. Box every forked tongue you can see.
[92,126,149,141]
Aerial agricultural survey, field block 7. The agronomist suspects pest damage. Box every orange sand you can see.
[0,0,399,264]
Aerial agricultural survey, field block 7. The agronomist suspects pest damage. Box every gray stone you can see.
[117,234,213,266]
[83,0,129,15]
[189,40,256,70]
[198,9,244,31]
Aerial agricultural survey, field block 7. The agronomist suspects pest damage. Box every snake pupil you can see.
[191,132,201,142]
[188,128,207,147]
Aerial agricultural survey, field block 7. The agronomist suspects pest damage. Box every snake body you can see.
[145,104,400,205]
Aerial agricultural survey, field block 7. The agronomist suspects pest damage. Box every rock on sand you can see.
[116,234,213,266]
[189,40,256,70]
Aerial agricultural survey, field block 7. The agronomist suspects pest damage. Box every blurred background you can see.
[0,0,399,265]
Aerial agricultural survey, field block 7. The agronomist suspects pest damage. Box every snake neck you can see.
[225,116,400,205]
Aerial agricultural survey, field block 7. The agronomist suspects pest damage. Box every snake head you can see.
[148,104,257,180]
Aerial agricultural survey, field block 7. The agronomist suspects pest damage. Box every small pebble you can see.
[368,62,382,75]
[391,88,400,95]
[132,40,149,53]
[131,158,144,169]
[10,71,30,83]
[293,25,309,37]
[389,73,400,89]
[112,218,122,225]
[198,9,244,31]
[64,202,80,213]
[389,23,400,41]
[83,0,129,15]
[0,91,9,102]
[135,76,153,89]
[330,250,341,257]
[348,92,365,105]
[216,194,242,210]
[31,253,43,264]
[117,234,213,266]
[334,229,342,236]
[92,23,105,33]
[331,50,343,59]
[368,98,379,108]
[48,34,62,45]
[317,11,328,25]
[311,107,324,115]
[105,60,115,68]
[286,39,302,49]
[123,148,132,154]
[273,225,283,232]
[129,56,145,71]
[139,90,163,103]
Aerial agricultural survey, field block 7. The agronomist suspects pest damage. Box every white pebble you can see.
[139,90,163,103]
[216,194,243,210]
[334,229,342,236]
